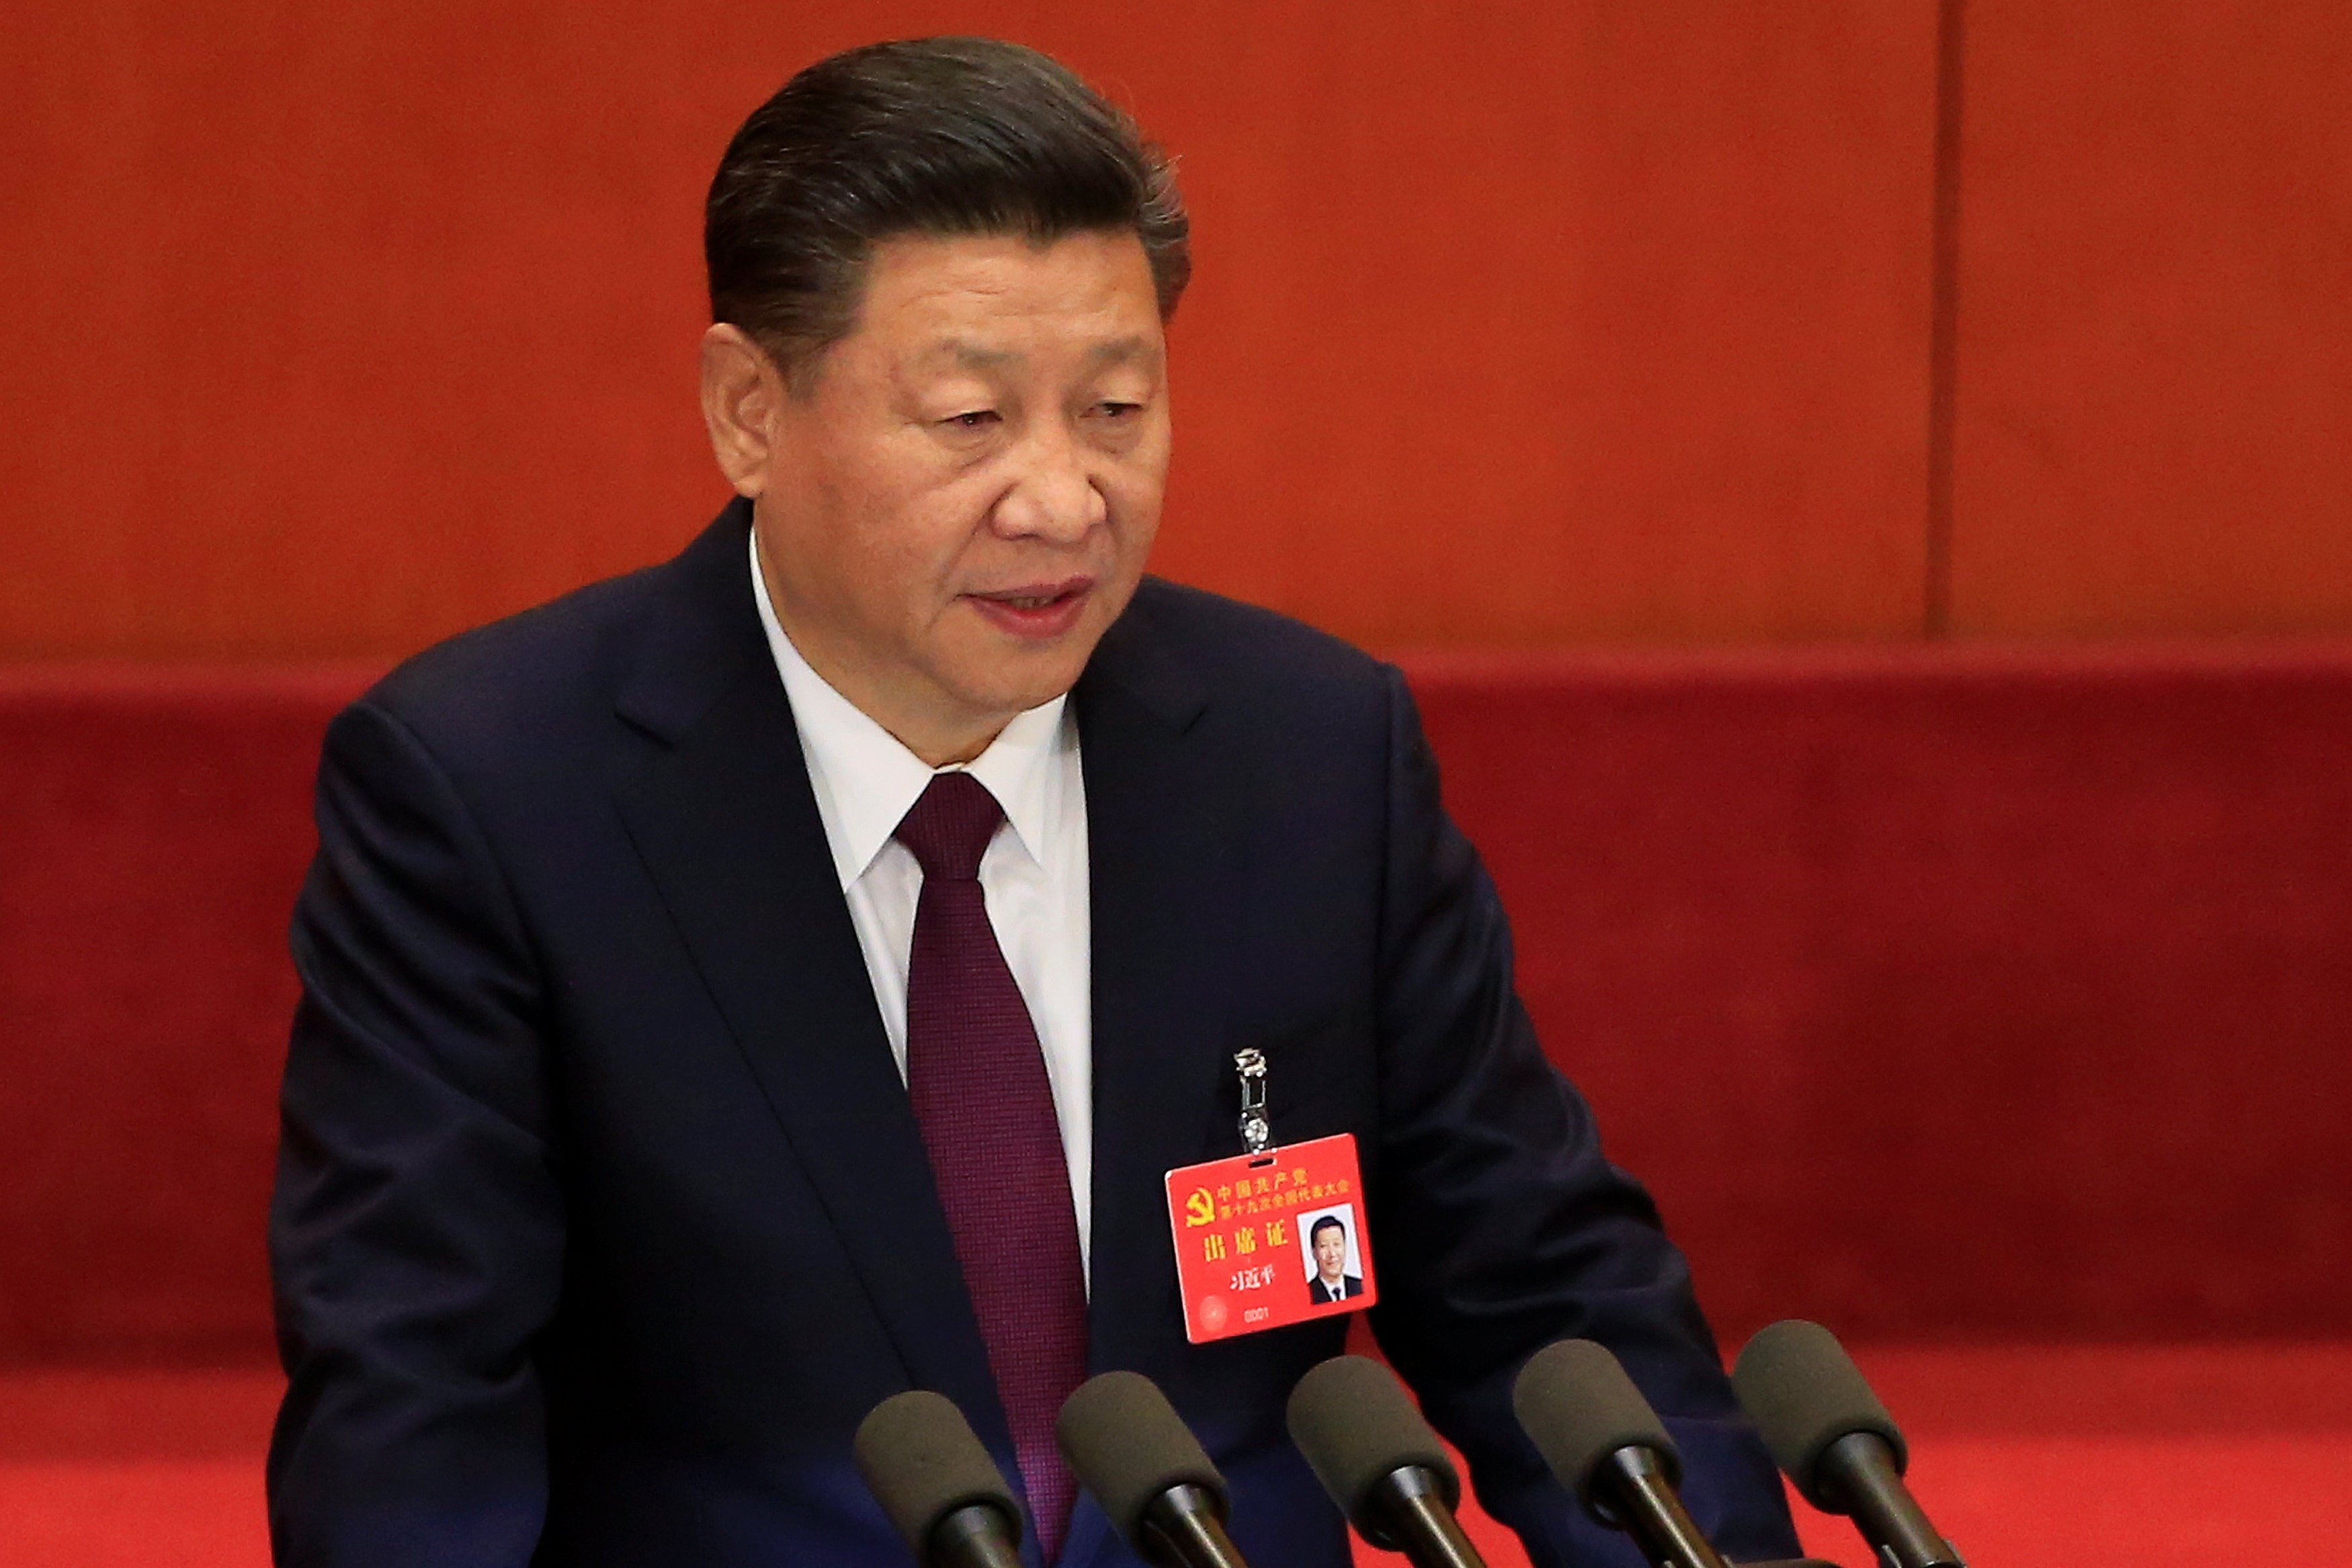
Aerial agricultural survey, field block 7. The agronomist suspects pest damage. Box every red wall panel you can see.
[0,1,1935,660]
[1950,3,2352,637]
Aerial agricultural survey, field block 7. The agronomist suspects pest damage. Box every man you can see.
[1306,1215,1363,1304]
[268,37,1801,1568]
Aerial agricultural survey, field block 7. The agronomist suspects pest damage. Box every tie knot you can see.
[894,771,1005,881]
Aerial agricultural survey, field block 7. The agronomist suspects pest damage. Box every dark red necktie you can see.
[895,772,1089,1562]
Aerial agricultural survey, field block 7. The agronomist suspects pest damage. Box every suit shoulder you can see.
[1124,576,1394,707]
[347,553,677,765]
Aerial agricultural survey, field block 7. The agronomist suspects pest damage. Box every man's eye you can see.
[943,410,999,429]
[1095,402,1141,419]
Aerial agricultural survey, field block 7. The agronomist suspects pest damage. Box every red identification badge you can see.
[1164,1133,1376,1344]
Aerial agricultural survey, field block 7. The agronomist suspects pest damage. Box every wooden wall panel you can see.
[1136,4,1937,648]
[0,1,1935,660]
[1950,3,2352,638]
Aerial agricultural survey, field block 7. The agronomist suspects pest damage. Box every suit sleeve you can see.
[1361,667,1802,1567]
[267,699,560,1567]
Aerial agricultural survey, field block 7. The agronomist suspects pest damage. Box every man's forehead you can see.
[911,333,1161,374]
[855,230,1157,325]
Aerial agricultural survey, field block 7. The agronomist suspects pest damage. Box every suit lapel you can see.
[1076,596,1239,1380]
[610,506,1009,1450]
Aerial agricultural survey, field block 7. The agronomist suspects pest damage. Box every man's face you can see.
[1314,1224,1347,1280]
[749,229,1169,760]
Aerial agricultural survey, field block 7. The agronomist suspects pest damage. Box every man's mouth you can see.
[966,578,1093,639]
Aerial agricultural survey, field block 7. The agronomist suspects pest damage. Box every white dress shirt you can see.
[749,531,1094,1281]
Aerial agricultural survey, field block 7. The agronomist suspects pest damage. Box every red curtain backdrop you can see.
[10,649,2351,1362]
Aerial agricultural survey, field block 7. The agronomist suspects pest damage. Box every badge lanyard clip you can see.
[1234,1048,1271,1155]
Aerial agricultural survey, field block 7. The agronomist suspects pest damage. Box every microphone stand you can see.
[1371,1464,1487,1568]
[1136,1482,1251,1568]
[1597,1447,1731,1568]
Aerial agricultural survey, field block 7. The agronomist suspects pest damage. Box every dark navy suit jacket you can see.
[267,500,1800,1567]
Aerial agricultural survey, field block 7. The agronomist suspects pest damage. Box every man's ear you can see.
[700,323,786,498]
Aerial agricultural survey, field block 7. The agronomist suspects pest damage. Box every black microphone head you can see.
[1510,1339,1681,1526]
[1732,1319,1908,1511]
[1285,1355,1460,1549]
[1055,1370,1230,1547]
[855,1389,1023,1559]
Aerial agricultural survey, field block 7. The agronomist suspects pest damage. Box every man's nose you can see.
[991,423,1107,543]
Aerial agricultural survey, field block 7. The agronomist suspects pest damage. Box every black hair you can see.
[1310,1215,1347,1243]
[706,37,1190,387]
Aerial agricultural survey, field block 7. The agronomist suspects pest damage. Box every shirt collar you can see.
[750,528,1070,889]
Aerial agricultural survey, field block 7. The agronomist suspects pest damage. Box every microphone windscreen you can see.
[1510,1339,1681,1523]
[1732,1319,1908,1511]
[1055,1370,1229,1545]
[855,1389,1022,1557]
[1286,1355,1460,1547]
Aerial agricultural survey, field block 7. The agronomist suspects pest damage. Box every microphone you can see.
[1285,1355,1487,1568]
[853,1389,1025,1568]
[1732,1321,1964,1568]
[1056,1370,1251,1568]
[1511,1339,1730,1568]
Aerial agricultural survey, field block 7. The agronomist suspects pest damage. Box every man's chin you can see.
[945,625,1111,712]
[935,660,1086,730]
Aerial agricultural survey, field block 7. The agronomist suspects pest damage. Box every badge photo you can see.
[1298,1204,1366,1306]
